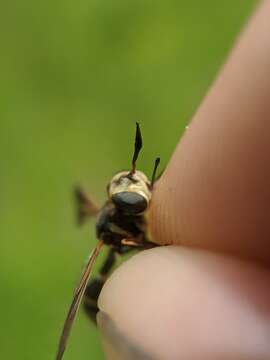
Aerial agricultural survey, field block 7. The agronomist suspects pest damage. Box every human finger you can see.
[98,246,270,360]
[149,0,270,264]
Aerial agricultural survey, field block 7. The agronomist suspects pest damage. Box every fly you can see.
[56,123,160,360]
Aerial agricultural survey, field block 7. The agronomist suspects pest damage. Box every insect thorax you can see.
[95,202,147,250]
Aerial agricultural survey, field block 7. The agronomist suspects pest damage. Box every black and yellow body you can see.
[56,123,160,360]
[83,196,157,323]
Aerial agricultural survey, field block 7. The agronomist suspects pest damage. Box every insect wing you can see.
[74,186,99,225]
[56,240,103,360]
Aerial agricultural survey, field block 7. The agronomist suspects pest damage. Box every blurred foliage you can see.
[0,0,256,359]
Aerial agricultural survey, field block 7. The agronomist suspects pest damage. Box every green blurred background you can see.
[0,1,257,359]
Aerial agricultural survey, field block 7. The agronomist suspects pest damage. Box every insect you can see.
[56,123,160,360]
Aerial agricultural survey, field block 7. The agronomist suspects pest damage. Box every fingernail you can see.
[97,311,155,360]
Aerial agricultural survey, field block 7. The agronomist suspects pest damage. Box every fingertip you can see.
[148,1,270,263]
[98,246,270,359]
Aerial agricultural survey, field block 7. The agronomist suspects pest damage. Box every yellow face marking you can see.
[108,170,152,205]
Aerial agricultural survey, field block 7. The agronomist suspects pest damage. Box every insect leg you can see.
[74,186,99,225]
[83,248,116,324]
[121,237,159,249]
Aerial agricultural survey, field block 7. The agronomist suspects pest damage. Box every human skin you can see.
[98,1,270,359]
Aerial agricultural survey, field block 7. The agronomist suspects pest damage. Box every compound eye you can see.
[112,191,147,214]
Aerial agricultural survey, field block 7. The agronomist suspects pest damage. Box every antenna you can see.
[151,157,160,188]
[131,122,143,174]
